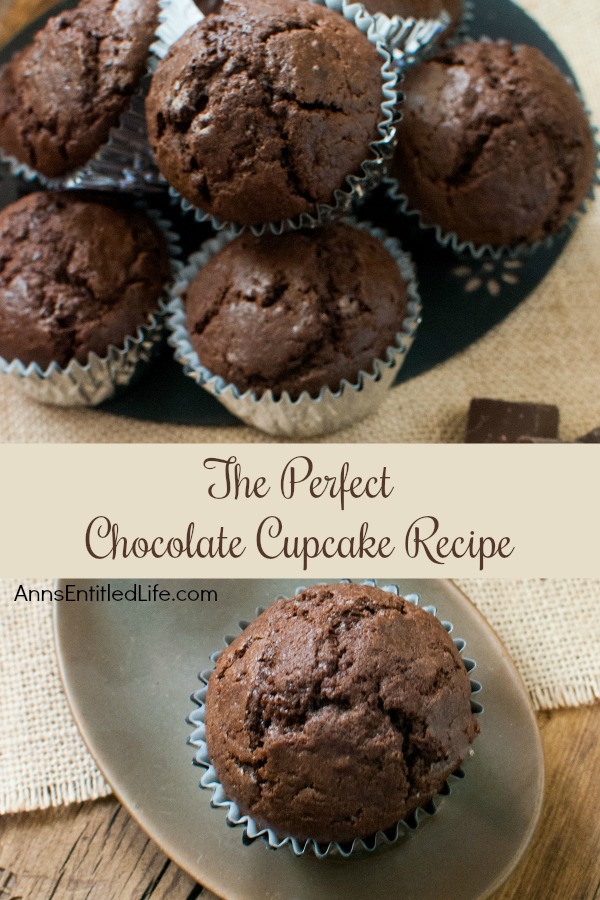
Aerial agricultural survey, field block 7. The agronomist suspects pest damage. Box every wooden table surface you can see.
[0,705,597,900]
[0,0,599,897]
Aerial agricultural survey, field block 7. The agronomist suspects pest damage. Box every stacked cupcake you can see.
[0,0,596,425]
[0,0,176,405]
[147,0,423,435]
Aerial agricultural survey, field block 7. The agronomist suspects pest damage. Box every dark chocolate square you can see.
[466,398,560,443]
[516,436,563,444]
[575,427,600,443]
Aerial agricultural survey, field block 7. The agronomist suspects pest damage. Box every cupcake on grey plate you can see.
[146,0,398,233]
[0,0,161,190]
[388,40,597,257]
[193,582,480,855]
[0,192,172,406]
[168,220,421,437]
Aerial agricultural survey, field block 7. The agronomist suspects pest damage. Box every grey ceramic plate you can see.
[54,579,544,900]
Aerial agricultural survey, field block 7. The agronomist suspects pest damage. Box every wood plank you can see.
[491,705,600,900]
[0,800,205,900]
[0,707,598,899]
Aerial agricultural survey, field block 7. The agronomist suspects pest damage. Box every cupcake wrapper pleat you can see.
[151,0,204,61]
[373,0,475,60]
[373,12,452,64]
[452,0,475,45]
[0,323,164,407]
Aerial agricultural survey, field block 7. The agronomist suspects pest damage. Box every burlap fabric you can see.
[0,0,599,443]
[0,577,598,815]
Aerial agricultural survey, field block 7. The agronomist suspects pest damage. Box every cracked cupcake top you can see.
[145,0,384,226]
[391,41,596,248]
[0,192,170,369]
[0,0,158,178]
[205,583,478,844]
[184,223,409,399]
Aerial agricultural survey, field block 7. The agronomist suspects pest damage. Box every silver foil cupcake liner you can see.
[332,0,473,66]
[188,579,483,860]
[166,219,422,437]
[150,0,205,62]
[150,0,400,236]
[0,210,182,407]
[373,12,451,66]
[385,49,600,260]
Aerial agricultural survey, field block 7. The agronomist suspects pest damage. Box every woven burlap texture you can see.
[0,0,599,443]
[1,578,599,815]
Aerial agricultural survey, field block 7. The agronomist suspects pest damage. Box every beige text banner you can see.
[0,444,595,577]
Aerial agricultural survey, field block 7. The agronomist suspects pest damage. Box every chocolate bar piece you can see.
[466,398,560,443]
[575,427,600,443]
[516,436,563,444]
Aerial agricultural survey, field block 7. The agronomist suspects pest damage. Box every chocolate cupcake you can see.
[389,41,597,254]
[199,583,480,849]
[0,192,171,404]
[167,220,421,436]
[185,223,409,398]
[147,0,397,230]
[0,0,158,185]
